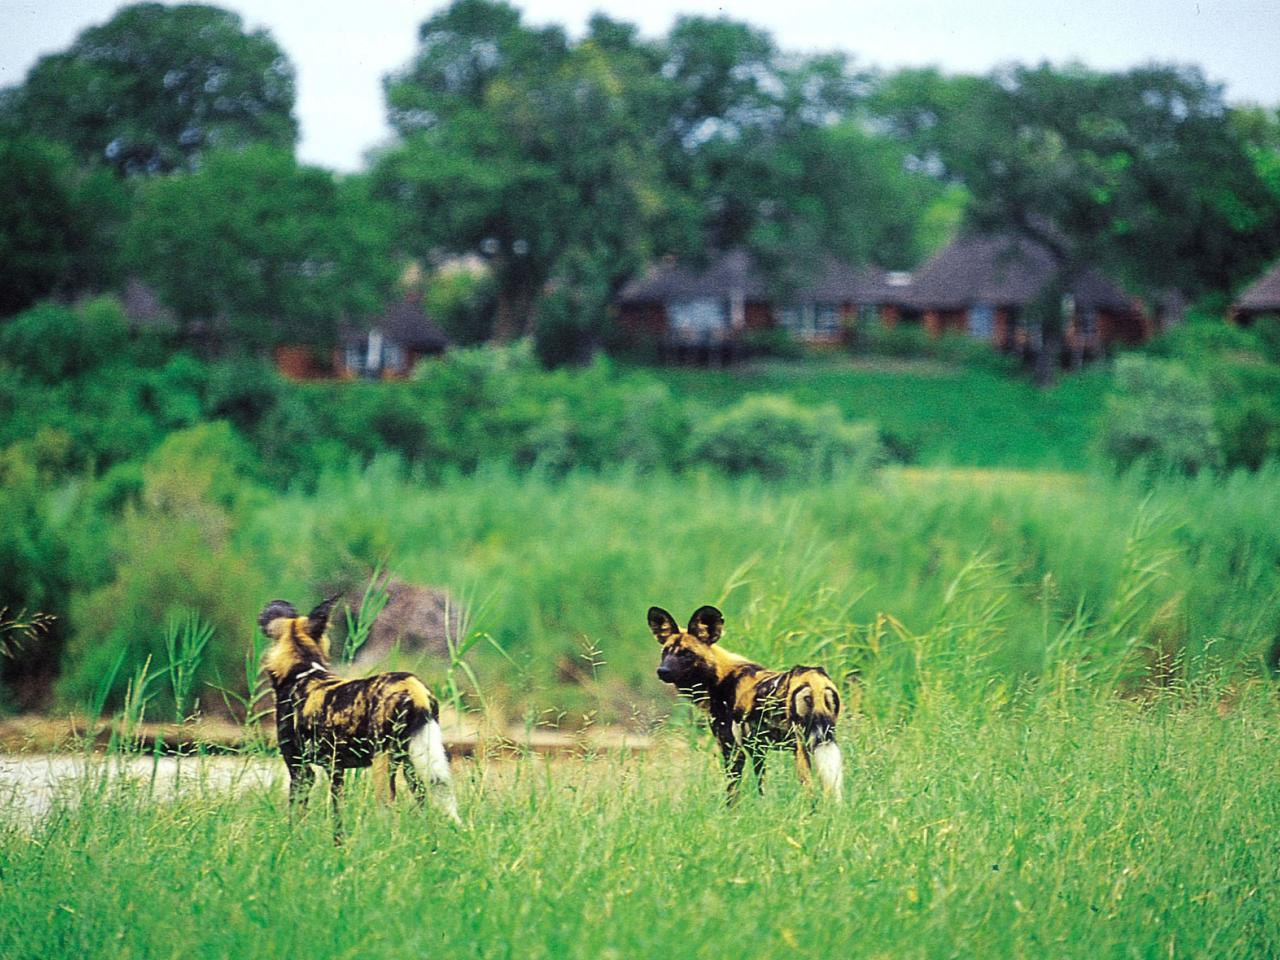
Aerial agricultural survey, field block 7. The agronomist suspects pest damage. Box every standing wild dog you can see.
[649,605,843,801]
[259,596,460,831]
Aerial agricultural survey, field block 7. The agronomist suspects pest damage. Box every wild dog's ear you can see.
[687,605,723,644]
[648,606,679,643]
[305,594,340,641]
[258,600,298,637]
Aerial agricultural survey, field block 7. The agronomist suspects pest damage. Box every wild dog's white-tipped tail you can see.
[409,719,461,824]
[812,741,843,801]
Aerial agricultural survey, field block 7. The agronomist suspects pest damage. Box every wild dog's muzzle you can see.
[807,717,836,746]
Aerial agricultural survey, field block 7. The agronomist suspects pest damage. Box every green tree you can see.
[871,63,1280,382]
[872,63,1280,299]
[0,130,125,315]
[377,0,667,343]
[125,146,396,347]
[10,2,296,175]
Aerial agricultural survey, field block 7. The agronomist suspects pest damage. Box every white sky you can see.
[2,0,1278,172]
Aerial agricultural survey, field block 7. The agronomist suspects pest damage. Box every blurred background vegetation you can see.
[2,1,1280,724]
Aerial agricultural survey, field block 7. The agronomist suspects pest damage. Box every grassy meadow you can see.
[3,691,1278,959]
[5,459,1280,957]
[4,304,1280,957]
[654,356,1112,469]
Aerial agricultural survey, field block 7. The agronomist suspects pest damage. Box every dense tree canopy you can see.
[8,2,296,175]
[0,128,125,315]
[869,63,1280,300]
[124,147,395,346]
[377,0,669,341]
[376,1,946,344]
[4,0,1280,367]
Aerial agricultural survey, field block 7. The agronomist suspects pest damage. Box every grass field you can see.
[652,357,1111,469]
[3,690,1278,959]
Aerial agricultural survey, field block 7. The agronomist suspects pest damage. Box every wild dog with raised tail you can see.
[650,604,843,801]
[259,596,460,831]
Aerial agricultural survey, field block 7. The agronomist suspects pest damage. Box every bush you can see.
[859,322,931,359]
[1217,396,1280,472]
[58,423,268,713]
[204,355,281,430]
[424,268,495,346]
[743,328,806,360]
[533,288,600,369]
[1100,355,1219,476]
[687,394,884,480]
[0,297,129,384]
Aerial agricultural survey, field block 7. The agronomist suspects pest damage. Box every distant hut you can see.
[615,249,884,362]
[1232,259,1280,326]
[905,232,1145,361]
[338,295,449,380]
[273,294,449,381]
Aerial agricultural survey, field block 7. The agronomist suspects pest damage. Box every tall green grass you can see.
[3,691,1278,959]
[216,460,1279,725]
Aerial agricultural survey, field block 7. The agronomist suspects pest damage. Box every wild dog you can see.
[258,596,460,832]
[649,605,843,801]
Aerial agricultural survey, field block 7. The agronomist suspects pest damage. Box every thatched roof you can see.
[617,249,886,304]
[120,277,176,331]
[344,297,448,352]
[378,297,448,352]
[907,233,1134,313]
[1235,259,1280,313]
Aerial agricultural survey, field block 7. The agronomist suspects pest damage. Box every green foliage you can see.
[0,131,124,315]
[11,2,297,175]
[203,355,282,431]
[1141,317,1280,472]
[1101,355,1219,476]
[657,357,1107,470]
[58,423,267,711]
[869,63,1280,298]
[378,0,664,340]
[687,394,883,480]
[741,327,806,360]
[424,267,496,346]
[125,147,396,346]
[0,297,129,383]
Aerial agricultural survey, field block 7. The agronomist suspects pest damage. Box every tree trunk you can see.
[1034,334,1059,387]
[489,257,539,343]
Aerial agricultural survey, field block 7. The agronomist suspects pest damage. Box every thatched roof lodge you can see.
[1232,259,1280,325]
[275,294,449,381]
[615,249,887,361]
[904,232,1147,358]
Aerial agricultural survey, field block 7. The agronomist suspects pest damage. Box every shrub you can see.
[743,328,806,360]
[424,268,495,346]
[1100,355,1219,476]
[1217,396,1280,472]
[58,423,268,713]
[204,355,281,430]
[533,288,600,369]
[687,394,884,480]
[860,322,931,359]
[0,297,129,384]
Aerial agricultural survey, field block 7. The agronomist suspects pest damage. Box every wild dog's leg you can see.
[718,736,747,804]
[749,746,767,795]
[286,761,315,812]
[794,740,813,788]
[394,746,422,806]
[408,718,461,824]
[328,767,346,841]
